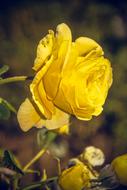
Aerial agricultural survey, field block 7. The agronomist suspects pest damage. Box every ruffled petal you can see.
[30,56,55,119]
[33,30,54,71]
[43,23,72,100]
[45,107,70,130]
[17,98,70,131]
[75,37,103,57]
[17,98,45,132]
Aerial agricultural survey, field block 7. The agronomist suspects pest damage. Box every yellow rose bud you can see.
[58,159,98,190]
[111,154,127,186]
[18,23,112,131]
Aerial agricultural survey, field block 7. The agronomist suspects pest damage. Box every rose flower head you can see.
[58,159,98,190]
[18,23,112,131]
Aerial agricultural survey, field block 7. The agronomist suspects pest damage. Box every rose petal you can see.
[45,107,70,130]
[75,37,103,57]
[17,98,45,132]
[17,98,70,131]
[30,56,55,119]
[43,23,72,100]
[33,30,54,71]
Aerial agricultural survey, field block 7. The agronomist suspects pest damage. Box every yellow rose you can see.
[58,159,98,190]
[17,23,112,131]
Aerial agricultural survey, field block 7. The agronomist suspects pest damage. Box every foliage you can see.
[0,65,17,120]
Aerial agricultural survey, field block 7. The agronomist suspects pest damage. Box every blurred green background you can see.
[0,0,127,185]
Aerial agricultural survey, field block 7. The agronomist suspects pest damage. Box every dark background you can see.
[0,0,127,188]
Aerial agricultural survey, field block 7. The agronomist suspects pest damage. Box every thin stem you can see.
[23,148,46,172]
[11,177,19,190]
[20,177,58,190]
[0,76,29,85]
[23,132,57,172]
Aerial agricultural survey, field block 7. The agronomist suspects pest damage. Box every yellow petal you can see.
[53,44,78,114]
[30,56,55,119]
[31,23,72,119]
[75,37,103,57]
[17,99,70,131]
[53,124,69,135]
[45,107,70,130]
[59,163,91,190]
[17,98,45,132]
[43,23,72,100]
[33,30,54,71]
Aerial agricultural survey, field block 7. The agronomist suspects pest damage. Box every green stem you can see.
[20,177,58,190]
[23,132,57,172]
[23,147,46,172]
[10,175,19,190]
[21,183,42,190]
[0,76,29,85]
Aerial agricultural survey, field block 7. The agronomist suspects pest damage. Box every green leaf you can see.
[0,149,4,167]
[2,99,17,114]
[2,150,24,175]
[0,149,4,158]
[0,65,9,76]
[0,98,17,120]
[0,99,10,120]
